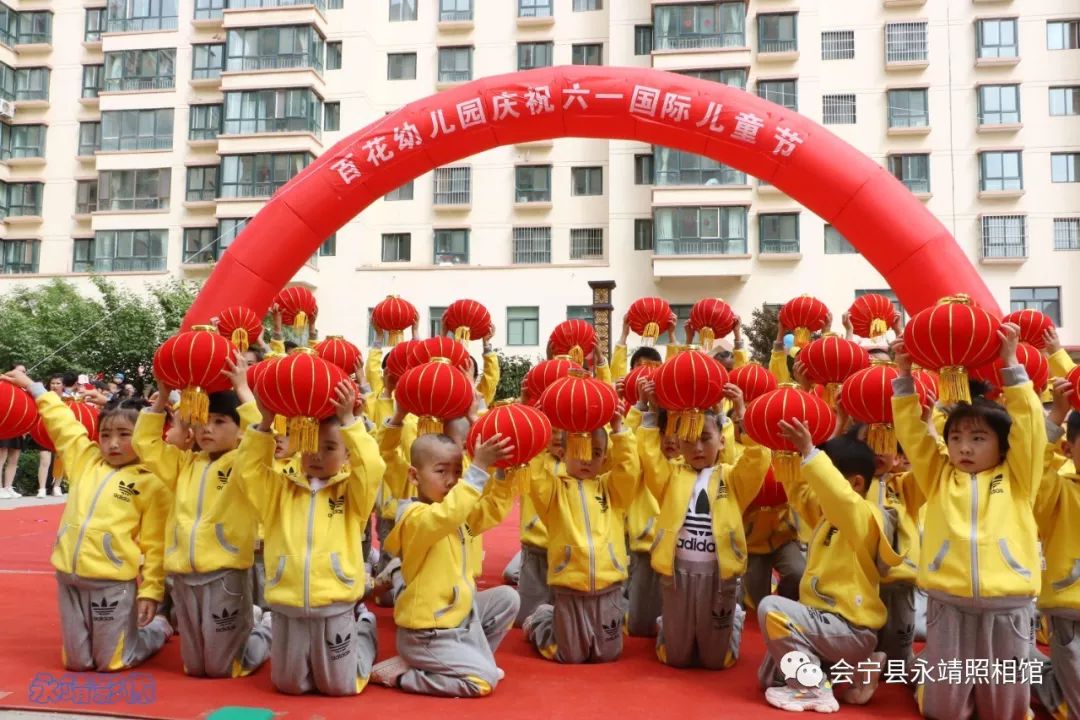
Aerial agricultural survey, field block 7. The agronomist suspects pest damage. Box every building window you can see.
[91,230,168,272]
[567,305,594,325]
[433,166,471,205]
[887,88,929,128]
[669,304,693,344]
[225,26,325,74]
[388,52,416,80]
[189,103,222,140]
[429,306,448,338]
[885,21,928,63]
[981,215,1027,258]
[101,109,173,151]
[325,41,342,70]
[822,94,856,124]
[1047,20,1080,50]
[757,79,797,111]
[519,0,552,18]
[888,154,930,193]
[223,88,323,136]
[573,0,600,10]
[758,13,797,53]
[518,42,553,70]
[72,238,94,272]
[571,166,603,196]
[98,169,171,211]
[382,233,410,262]
[324,102,340,132]
[824,225,856,254]
[85,8,105,41]
[385,180,413,201]
[327,0,343,8]
[512,227,551,264]
[654,206,748,255]
[676,67,747,90]
[654,146,745,186]
[1053,218,1080,251]
[82,64,104,99]
[570,228,603,259]
[0,182,43,218]
[634,154,654,185]
[1052,153,1080,183]
[438,46,472,83]
[219,152,312,198]
[17,11,52,44]
[758,213,800,254]
[389,0,417,22]
[654,3,746,51]
[192,44,224,80]
[78,121,101,156]
[634,25,653,55]
[182,227,217,263]
[507,307,540,346]
[821,29,854,60]
[14,67,49,101]
[106,0,178,33]
[319,234,336,256]
[978,84,1020,125]
[440,0,472,22]
[979,151,1023,191]
[1050,86,1080,116]
[0,239,39,274]
[570,43,602,66]
[977,19,1018,59]
[75,179,98,214]
[1011,287,1061,325]
[433,229,469,264]
[0,123,46,159]
[515,165,552,203]
[186,165,218,202]
[103,49,175,92]
[193,0,224,20]
[634,219,653,251]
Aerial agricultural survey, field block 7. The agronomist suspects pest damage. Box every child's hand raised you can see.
[331,378,356,426]
[723,382,745,414]
[1043,326,1063,356]
[1,368,34,389]
[637,377,656,407]
[472,433,515,469]
[997,322,1021,367]
[891,340,913,376]
[1048,377,1074,427]
[792,360,812,391]
[610,405,624,433]
[222,349,250,387]
[778,418,815,458]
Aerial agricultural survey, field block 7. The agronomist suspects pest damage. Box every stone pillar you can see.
[589,280,616,360]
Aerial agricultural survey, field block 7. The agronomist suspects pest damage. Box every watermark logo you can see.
[28,672,156,705]
[780,651,826,688]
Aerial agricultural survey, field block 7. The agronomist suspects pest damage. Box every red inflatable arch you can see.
[183,66,997,327]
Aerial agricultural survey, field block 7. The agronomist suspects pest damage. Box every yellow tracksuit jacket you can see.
[637,415,771,578]
[234,422,384,610]
[780,451,903,630]
[521,453,554,548]
[1049,348,1076,379]
[386,465,502,629]
[892,368,1044,605]
[38,390,171,602]
[1035,448,1080,615]
[375,410,419,521]
[769,349,793,384]
[868,470,925,586]
[530,430,640,592]
[623,406,660,554]
[476,351,500,408]
[133,403,261,576]
[744,505,798,555]
[365,346,384,401]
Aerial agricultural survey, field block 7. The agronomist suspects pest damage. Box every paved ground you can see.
[0,712,138,719]
[0,496,66,511]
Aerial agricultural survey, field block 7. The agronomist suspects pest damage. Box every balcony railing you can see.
[654,33,744,51]
[92,257,168,272]
[512,239,551,264]
[220,182,290,199]
[1,145,47,160]
[192,67,222,80]
[440,10,472,21]
[226,0,327,12]
[76,199,97,214]
[222,116,321,136]
[104,76,175,92]
[184,240,223,264]
[189,126,220,141]
[655,238,747,255]
[225,54,322,73]
[515,188,550,203]
[102,198,169,211]
[194,0,225,19]
[14,89,48,102]
[16,32,50,45]
[105,16,179,33]
[186,188,216,202]
[438,70,471,83]
[0,262,37,274]
[759,39,796,53]
[760,239,800,254]
[102,136,173,152]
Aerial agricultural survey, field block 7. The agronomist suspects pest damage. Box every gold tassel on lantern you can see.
[231,328,249,352]
[388,329,404,346]
[179,386,210,425]
[417,416,444,437]
[678,409,706,442]
[773,451,802,487]
[869,318,888,339]
[454,326,471,344]
[566,432,592,461]
[794,326,811,347]
[273,414,287,436]
[568,346,584,365]
[292,311,307,332]
[823,383,841,409]
[867,423,897,455]
[642,322,660,347]
[939,366,971,405]
[666,344,686,361]
[663,411,683,439]
[699,327,716,349]
[288,416,320,455]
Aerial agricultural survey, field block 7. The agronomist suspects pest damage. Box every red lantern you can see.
[743,385,835,485]
[653,349,729,441]
[688,298,737,348]
[970,342,1049,399]
[466,401,552,485]
[385,339,422,380]
[1002,309,1054,350]
[442,299,491,344]
[627,297,673,347]
[371,295,418,346]
[247,357,286,435]
[275,286,318,332]
[153,326,235,424]
[548,320,596,366]
[798,335,870,408]
[522,357,581,406]
[316,336,362,374]
[409,336,473,373]
[622,361,662,407]
[903,295,1002,405]
[216,306,262,353]
[840,363,925,455]
[0,382,36,440]
[730,362,778,403]
[912,367,939,403]
[848,294,899,341]
[538,370,619,461]
[30,400,100,453]
[1066,366,1080,412]
[749,466,787,509]
[779,295,830,348]
[395,360,475,436]
[254,348,347,453]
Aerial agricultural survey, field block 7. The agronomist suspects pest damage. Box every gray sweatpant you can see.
[397,586,519,698]
[757,595,878,690]
[514,543,551,627]
[56,572,170,672]
[270,602,377,696]
[877,581,916,667]
[1032,614,1080,720]
[745,541,805,609]
[251,546,268,611]
[503,549,522,585]
[626,550,662,637]
[526,583,625,664]
[656,559,744,668]
[171,568,271,678]
[918,597,1034,720]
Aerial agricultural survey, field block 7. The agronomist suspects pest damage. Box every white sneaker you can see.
[259,610,273,631]
[9,486,21,496]
[52,486,63,496]
[148,614,174,639]
[765,685,840,713]
[253,606,263,625]
[371,655,409,688]
[36,489,46,498]
[0,487,12,499]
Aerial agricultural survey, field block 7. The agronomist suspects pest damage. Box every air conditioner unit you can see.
[0,99,13,118]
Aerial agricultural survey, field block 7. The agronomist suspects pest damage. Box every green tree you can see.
[743,303,780,365]
[494,351,535,402]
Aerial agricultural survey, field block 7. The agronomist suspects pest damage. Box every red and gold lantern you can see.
[1002,309,1055,350]
[622,360,662,407]
[848,294,899,341]
[548,319,596,366]
[316,336,362,375]
[627,297,673,347]
[0,383,37,440]
[522,357,581,406]
[653,349,729,441]
[153,325,235,424]
[840,363,925,455]
[275,286,318,332]
[409,336,473,373]
[254,347,347,453]
[749,466,787,509]
[743,385,835,485]
[30,399,100,453]
[371,295,418,346]
[730,362,778,404]
[799,335,870,408]
[466,401,552,486]
[688,298,737,348]
[912,367,939,404]
[538,370,619,461]
[442,299,491,344]
[216,306,262,353]
[1066,366,1080,412]
[903,294,1002,405]
[970,342,1049,399]
[779,295,830,348]
[395,359,475,436]
[385,339,422,380]
[247,357,286,435]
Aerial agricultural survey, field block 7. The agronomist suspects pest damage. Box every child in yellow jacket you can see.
[893,325,1044,720]
[4,370,173,672]
[236,379,385,695]
[135,355,271,679]
[523,414,640,664]
[370,432,518,696]
[508,435,562,626]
